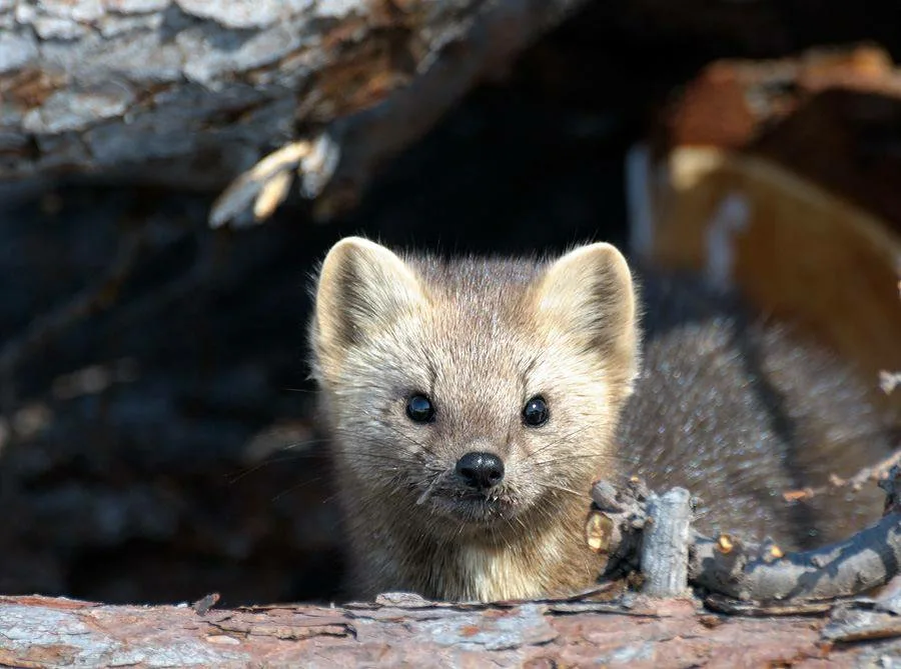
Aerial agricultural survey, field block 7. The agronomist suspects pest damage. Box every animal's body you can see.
[309,237,895,602]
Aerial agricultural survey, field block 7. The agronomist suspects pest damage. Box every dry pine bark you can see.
[0,591,896,667]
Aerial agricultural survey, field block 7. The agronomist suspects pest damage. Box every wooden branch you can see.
[590,466,901,607]
[0,0,591,224]
[823,578,901,643]
[640,487,692,597]
[688,511,901,603]
[782,447,901,503]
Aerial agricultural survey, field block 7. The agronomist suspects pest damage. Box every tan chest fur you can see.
[456,545,545,601]
[448,531,583,601]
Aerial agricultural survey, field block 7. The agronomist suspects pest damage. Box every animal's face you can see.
[310,238,639,543]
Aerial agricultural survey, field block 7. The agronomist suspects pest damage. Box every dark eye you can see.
[522,395,549,427]
[406,394,435,423]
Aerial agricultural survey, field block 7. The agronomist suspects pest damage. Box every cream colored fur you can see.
[309,237,639,602]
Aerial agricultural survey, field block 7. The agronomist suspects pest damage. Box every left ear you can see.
[310,236,426,380]
[533,243,639,384]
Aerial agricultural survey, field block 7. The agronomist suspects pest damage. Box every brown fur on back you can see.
[620,269,897,549]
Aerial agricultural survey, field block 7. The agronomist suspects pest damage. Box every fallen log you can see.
[0,590,886,666]
[0,0,591,225]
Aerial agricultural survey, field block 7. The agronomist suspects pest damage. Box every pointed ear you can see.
[311,237,425,374]
[534,243,639,384]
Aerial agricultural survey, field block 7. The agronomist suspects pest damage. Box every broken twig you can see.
[782,447,901,502]
[641,488,693,597]
[589,466,901,607]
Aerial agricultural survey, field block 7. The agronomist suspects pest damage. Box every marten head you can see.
[310,237,639,545]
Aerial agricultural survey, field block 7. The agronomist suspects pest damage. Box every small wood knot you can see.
[759,540,784,563]
[716,535,734,554]
[585,510,613,553]
[590,480,624,512]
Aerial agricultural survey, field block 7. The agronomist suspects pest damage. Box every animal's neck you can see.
[402,498,598,601]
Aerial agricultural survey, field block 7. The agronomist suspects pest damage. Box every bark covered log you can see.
[0,592,895,667]
[0,0,590,223]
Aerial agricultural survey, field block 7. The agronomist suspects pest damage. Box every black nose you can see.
[455,451,505,490]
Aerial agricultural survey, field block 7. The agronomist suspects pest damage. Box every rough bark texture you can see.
[690,510,901,603]
[2,592,900,667]
[0,0,589,222]
[640,487,692,598]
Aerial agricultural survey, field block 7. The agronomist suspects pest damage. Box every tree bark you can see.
[0,0,590,223]
[640,487,692,598]
[0,591,892,667]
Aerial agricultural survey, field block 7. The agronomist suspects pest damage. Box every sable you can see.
[311,236,896,603]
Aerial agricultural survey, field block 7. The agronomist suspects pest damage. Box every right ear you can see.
[532,242,639,390]
[311,237,425,374]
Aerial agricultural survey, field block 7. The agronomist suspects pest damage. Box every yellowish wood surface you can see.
[645,147,901,411]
